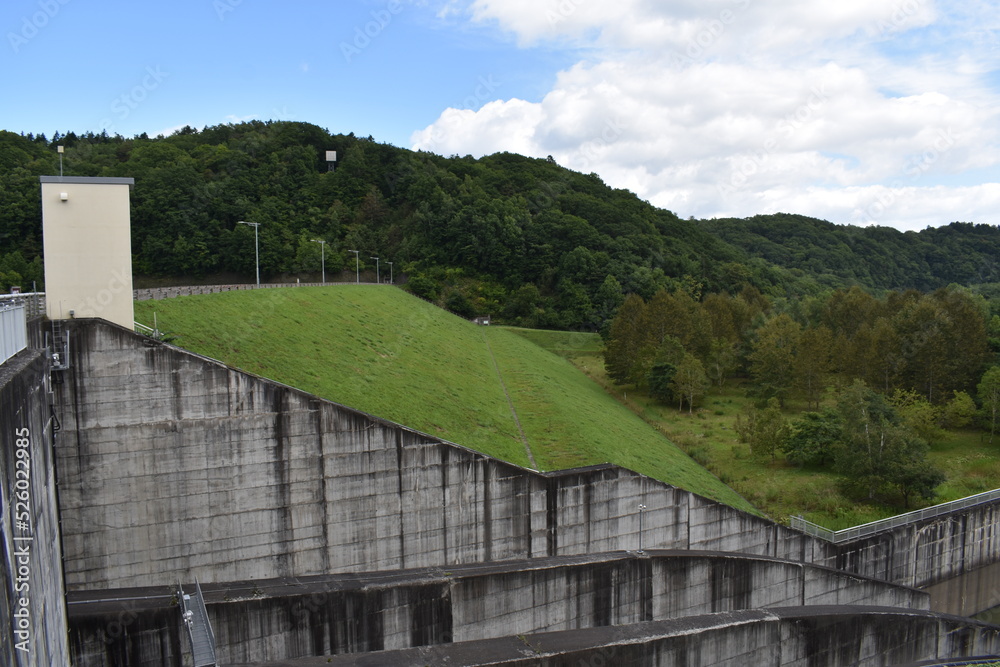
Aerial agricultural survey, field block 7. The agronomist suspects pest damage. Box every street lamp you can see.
[348,250,359,284]
[237,221,261,286]
[386,261,393,284]
[311,239,326,284]
[371,256,380,284]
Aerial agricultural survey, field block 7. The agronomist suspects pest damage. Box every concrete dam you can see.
[4,315,1000,665]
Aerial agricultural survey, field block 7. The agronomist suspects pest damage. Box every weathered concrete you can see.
[925,560,1000,617]
[821,507,1000,590]
[32,317,1000,665]
[0,349,69,666]
[66,550,928,665]
[51,319,1000,599]
[53,319,817,590]
[232,607,1000,667]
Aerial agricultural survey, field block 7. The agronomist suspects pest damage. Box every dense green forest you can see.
[701,214,1000,292]
[602,283,1000,508]
[2,120,1000,334]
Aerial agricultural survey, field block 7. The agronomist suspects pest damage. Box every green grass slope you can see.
[134,286,755,513]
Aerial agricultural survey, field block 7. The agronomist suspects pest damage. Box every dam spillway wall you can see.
[0,316,992,664]
[0,348,69,666]
[52,319,820,591]
[49,319,1000,597]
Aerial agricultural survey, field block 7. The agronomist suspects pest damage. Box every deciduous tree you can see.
[735,398,789,461]
[783,409,842,468]
[941,391,977,429]
[604,294,650,386]
[748,314,800,406]
[835,381,943,506]
[795,325,832,409]
[979,366,1000,443]
[671,353,709,414]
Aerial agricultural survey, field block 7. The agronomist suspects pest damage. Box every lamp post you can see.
[311,239,326,284]
[386,261,393,284]
[638,503,647,552]
[237,221,261,286]
[348,250,359,284]
[371,256,380,284]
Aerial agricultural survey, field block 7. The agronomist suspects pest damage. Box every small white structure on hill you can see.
[39,176,136,328]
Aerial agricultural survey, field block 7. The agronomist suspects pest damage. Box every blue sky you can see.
[2,0,999,231]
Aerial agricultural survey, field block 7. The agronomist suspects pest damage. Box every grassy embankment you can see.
[511,327,1000,529]
[134,286,756,514]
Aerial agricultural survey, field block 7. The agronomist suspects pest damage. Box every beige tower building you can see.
[39,176,136,328]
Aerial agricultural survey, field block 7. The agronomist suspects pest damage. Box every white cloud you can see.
[414,1,1000,229]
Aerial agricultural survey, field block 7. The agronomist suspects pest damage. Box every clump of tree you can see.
[746,382,946,508]
[833,381,944,508]
[735,398,789,461]
[783,408,842,468]
[604,286,765,397]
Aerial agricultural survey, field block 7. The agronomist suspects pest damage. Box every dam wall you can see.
[66,550,927,665]
[311,607,1000,667]
[0,349,69,666]
[53,319,821,591]
[50,319,1000,599]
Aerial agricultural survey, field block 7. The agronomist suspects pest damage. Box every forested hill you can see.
[699,214,1000,292]
[1,121,998,330]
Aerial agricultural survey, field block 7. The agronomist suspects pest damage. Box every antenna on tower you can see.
[57,145,64,177]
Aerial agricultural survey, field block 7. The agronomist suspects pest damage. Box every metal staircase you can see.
[178,581,217,666]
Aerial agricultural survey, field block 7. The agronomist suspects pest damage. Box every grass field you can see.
[134,286,756,514]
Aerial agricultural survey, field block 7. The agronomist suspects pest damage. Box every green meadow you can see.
[134,286,756,514]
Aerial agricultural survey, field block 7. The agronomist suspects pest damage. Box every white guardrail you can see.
[0,293,46,366]
[0,292,45,319]
[791,487,1000,543]
[0,302,27,365]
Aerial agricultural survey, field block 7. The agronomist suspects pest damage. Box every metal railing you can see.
[133,282,360,301]
[0,303,27,365]
[179,580,217,667]
[0,292,45,320]
[791,487,1000,543]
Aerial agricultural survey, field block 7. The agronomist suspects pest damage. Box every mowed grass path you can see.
[135,286,755,513]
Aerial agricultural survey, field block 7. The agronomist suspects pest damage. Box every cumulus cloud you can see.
[413,0,1000,230]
